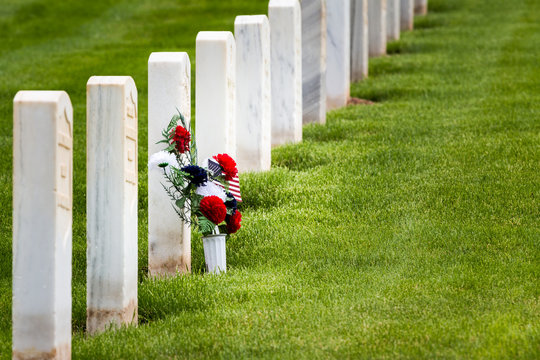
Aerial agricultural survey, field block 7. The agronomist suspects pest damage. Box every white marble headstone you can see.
[13,91,73,360]
[387,0,400,41]
[326,0,351,110]
[235,15,271,172]
[269,0,302,146]
[415,0,427,15]
[350,0,369,82]
[301,0,327,124]
[196,32,237,162]
[86,76,138,335]
[148,52,191,277]
[368,0,387,57]
[400,0,414,31]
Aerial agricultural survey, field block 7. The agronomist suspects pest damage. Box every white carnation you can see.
[195,181,227,201]
[148,151,179,174]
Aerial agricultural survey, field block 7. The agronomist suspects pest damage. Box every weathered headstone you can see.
[350,0,369,81]
[148,52,191,277]
[387,0,400,41]
[196,32,236,161]
[86,76,138,335]
[235,15,271,172]
[13,91,73,360]
[268,0,302,146]
[414,0,427,15]
[301,0,326,124]
[400,0,414,31]
[368,0,387,57]
[326,0,351,110]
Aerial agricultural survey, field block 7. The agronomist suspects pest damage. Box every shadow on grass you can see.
[429,0,463,13]
[239,168,293,211]
[272,142,331,171]
[385,39,428,55]
[368,57,419,76]
[354,87,427,103]
[386,40,407,55]
[414,16,447,30]
[137,275,212,324]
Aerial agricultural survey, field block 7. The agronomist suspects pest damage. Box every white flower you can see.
[148,151,179,174]
[195,181,227,201]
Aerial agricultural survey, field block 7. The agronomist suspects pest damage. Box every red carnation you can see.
[199,196,227,225]
[226,210,242,234]
[213,153,238,181]
[170,125,190,154]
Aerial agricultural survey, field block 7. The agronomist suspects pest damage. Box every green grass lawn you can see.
[1,0,539,358]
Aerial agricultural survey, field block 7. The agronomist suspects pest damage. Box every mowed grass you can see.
[0,0,539,358]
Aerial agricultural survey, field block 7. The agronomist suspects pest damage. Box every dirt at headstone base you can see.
[347,97,375,106]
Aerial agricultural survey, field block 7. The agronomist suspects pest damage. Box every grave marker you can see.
[235,15,271,172]
[13,91,73,359]
[269,0,302,146]
[368,0,387,57]
[196,32,236,161]
[148,52,192,277]
[400,0,414,31]
[415,0,427,15]
[326,0,351,110]
[86,76,138,335]
[301,0,327,124]
[350,0,369,81]
[387,0,400,41]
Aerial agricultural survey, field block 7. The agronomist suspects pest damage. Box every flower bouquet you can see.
[149,111,241,273]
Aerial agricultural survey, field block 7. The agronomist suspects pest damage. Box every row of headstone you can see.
[12,0,429,357]
[12,76,140,357]
[350,0,425,72]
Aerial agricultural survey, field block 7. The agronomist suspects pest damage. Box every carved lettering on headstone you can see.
[125,91,137,186]
[56,108,72,211]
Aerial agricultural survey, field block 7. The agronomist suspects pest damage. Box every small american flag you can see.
[208,159,242,202]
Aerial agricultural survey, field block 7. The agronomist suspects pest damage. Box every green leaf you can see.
[175,198,186,209]
[191,194,203,211]
[198,216,216,235]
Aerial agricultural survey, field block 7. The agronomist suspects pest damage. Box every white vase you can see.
[203,234,227,274]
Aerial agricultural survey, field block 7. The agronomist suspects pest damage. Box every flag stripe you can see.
[216,175,242,202]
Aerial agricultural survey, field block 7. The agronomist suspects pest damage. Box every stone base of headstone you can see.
[86,302,138,335]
